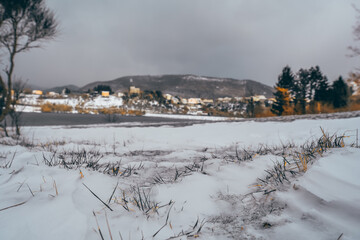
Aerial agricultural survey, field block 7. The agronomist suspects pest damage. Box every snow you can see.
[183,75,225,82]
[14,105,41,113]
[144,113,235,121]
[18,94,40,105]
[265,147,360,240]
[1,116,360,239]
[83,96,123,109]
[17,95,123,112]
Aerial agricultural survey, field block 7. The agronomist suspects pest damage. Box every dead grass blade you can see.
[93,211,105,240]
[27,184,34,197]
[83,183,113,211]
[153,201,174,237]
[105,211,113,240]
[118,232,123,240]
[337,233,343,240]
[53,180,59,196]
[17,179,27,192]
[0,201,27,212]
[4,150,17,168]
[108,181,119,204]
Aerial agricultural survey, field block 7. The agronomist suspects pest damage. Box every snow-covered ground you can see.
[0,117,359,239]
[83,96,123,109]
[18,95,123,110]
[144,113,235,121]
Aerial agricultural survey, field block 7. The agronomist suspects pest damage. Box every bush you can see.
[40,103,72,113]
[128,109,145,116]
[255,108,275,118]
[99,107,126,115]
[75,106,92,114]
[41,103,53,113]
[98,107,144,116]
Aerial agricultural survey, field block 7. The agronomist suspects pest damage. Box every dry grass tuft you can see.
[41,103,73,113]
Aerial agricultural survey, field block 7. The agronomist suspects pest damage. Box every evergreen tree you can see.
[331,76,350,108]
[271,87,291,116]
[246,97,255,118]
[271,66,295,116]
[276,66,295,90]
[93,85,112,94]
[294,68,311,114]
[314,75,330,103]
[309,66,325,101]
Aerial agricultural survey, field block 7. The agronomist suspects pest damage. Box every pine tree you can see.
[276,66,295,90]
[314,75,330,103]
[271,87,291,116]
[271,66,295,116]
[294,68,311,114]
[331,76,350,108]
[309,66,325,101]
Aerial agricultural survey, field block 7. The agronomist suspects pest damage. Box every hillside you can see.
[80,74,273,98]
[45,84,80,93]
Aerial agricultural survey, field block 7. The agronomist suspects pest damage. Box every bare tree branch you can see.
[349,4,360,59]
[0,0,58,132]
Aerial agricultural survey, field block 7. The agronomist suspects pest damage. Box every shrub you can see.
[55,104,72,112]
[98,107,144,116]
[99,107,125,115]
[255,108,275,118]
[40,103,72,113]
[75,106,92,114]
[128,109,145,116]
[41,103,53,113]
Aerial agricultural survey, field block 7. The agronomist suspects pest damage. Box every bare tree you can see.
[10,78,27,135]
[0,0,58,135]
[348,4,360,70]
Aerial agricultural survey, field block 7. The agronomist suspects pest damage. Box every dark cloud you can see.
[9,0,359,88]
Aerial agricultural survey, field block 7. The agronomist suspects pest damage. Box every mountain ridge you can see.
[80,74,274,99]
[45,84,80,93]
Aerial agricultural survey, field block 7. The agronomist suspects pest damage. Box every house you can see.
[32,90,43,95]
[129,86,140,95]
[116,92,125,98]
[252,95,266,102]
[164,94,172,101]
[188,98,202,105]
[181,98,188,104]
[267,98,276,104]
[202,99,214,105]
[47,91,58,97]
[101,91,110,97]
[217,97,232,103]
[171,96,180,104]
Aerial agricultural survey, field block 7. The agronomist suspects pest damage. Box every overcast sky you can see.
[9,0,360,88]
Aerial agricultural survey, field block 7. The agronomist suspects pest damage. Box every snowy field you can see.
[0,117,360,239]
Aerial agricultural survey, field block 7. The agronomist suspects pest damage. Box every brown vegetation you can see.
[98,107,144,116]
[41,103,72,113]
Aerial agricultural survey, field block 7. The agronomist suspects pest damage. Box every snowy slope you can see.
[0,117,359,239]
[264,147,360,240]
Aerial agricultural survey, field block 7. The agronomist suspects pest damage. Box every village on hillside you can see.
[12,71,360,120]
[15,84,273,118]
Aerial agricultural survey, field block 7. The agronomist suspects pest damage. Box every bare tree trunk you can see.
[0,118,9,137]
[10,110,22,136]
[0,76,11,123]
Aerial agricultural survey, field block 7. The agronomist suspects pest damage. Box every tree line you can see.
[271,65,350,116]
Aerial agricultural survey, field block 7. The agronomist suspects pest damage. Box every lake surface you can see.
[11,112,205,127]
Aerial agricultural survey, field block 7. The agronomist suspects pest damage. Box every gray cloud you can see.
[9,0,359,88]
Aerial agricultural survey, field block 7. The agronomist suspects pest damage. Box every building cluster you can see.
[20,85,274,117]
